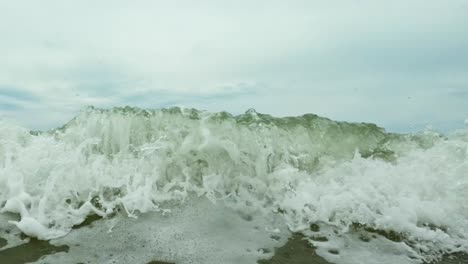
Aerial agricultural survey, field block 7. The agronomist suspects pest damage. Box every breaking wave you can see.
[1,106,467,263]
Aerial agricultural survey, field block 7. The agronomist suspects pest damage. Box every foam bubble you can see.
[34,197,289,264]
[1,107,467,263]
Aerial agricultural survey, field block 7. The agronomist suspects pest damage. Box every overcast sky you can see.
[0,0,467,133]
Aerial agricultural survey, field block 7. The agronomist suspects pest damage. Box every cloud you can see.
[0,87,39,102]
[0,101,23,111]
[0,0,467,132]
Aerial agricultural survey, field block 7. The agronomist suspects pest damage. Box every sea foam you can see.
[0,107,467,263]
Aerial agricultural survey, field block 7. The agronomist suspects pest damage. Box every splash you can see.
[0,106,467,263]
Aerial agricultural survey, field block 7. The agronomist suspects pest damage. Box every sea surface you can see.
[0,107,467,264]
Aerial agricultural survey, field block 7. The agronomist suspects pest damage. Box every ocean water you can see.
[0,106,467,264]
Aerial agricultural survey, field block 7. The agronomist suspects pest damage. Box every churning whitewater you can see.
[0,106,467,264]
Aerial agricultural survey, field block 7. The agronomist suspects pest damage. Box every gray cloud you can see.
[0,0,467,132]
[0,101,23,111]
[0,87,39,102]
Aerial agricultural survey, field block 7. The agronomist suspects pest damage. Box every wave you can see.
[1,106,467,263]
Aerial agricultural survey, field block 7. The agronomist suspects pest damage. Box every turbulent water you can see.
[0,106,467,264]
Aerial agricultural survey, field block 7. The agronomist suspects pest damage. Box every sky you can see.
[0,0,467,133]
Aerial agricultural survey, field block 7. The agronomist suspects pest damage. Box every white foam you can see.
[33,197,289,264]
[1,110,468,263]
[276,138,468,263]
[0,213,27,250]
